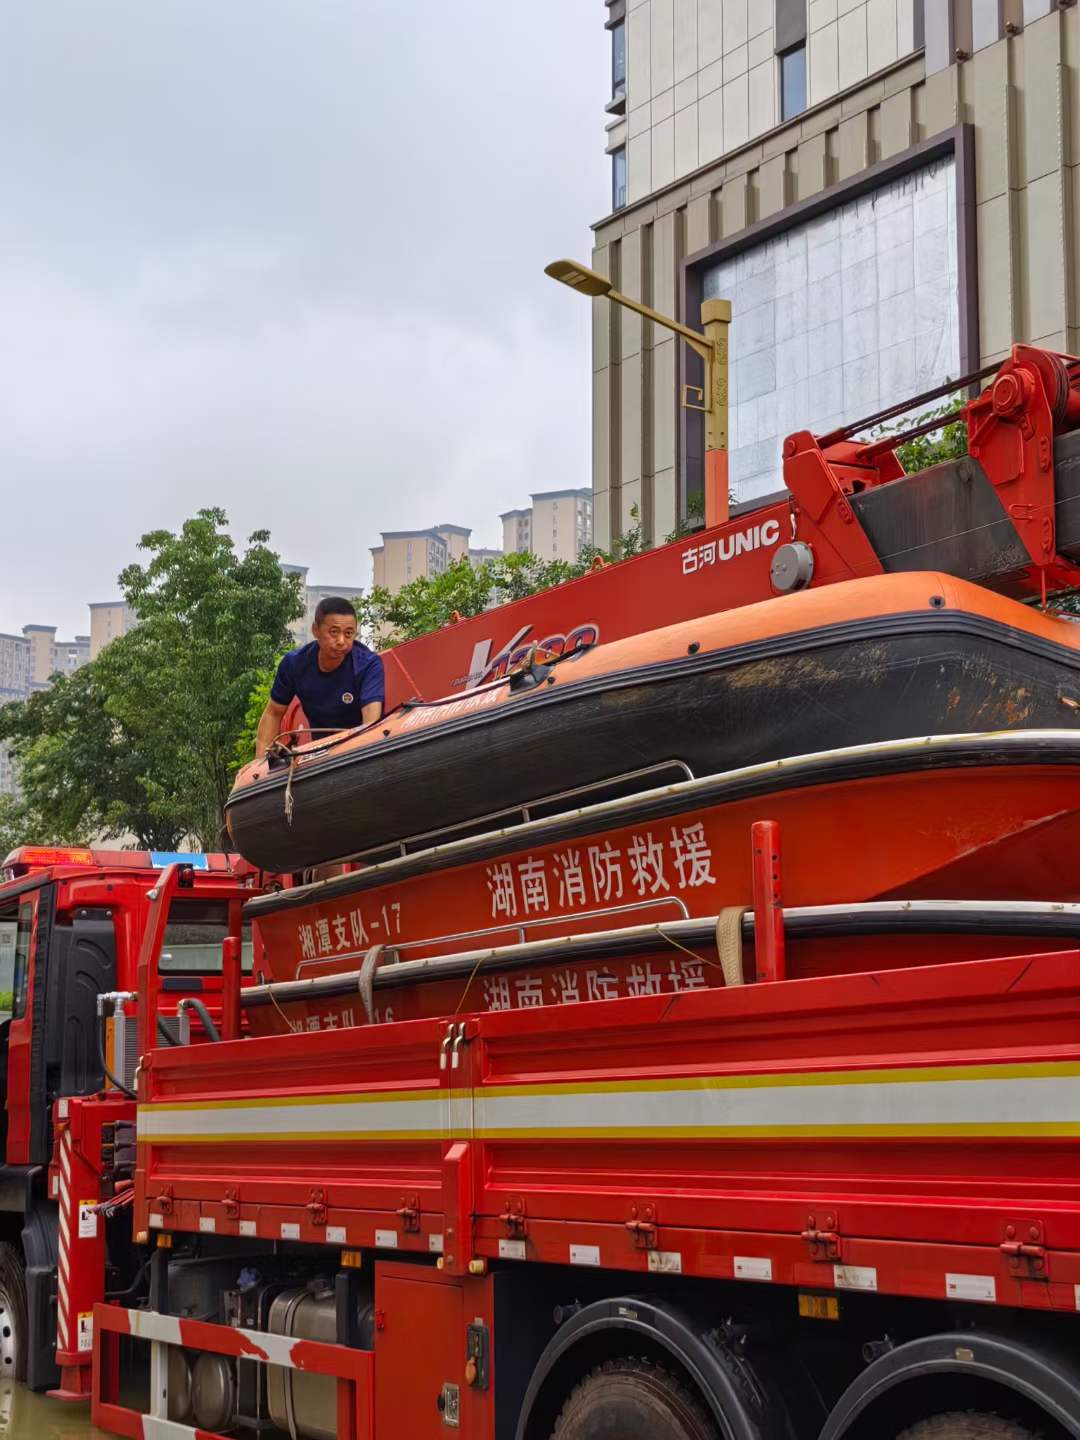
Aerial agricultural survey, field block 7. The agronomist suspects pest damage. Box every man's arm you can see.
[360,650,385,728]
[255,700,288,757]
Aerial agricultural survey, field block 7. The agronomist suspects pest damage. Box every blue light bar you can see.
[150,851,210,870]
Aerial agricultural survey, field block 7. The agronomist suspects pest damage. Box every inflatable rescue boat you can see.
[227,571,1080,874]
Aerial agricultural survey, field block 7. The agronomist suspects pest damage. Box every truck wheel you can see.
[550,1358,719,1439]
[898,1416,1039,1439]
[0,1244,27,1384]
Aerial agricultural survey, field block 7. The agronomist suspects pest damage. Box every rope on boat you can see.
[358,943,383,1023]
[284,752,298,827]
[715,907,748,987]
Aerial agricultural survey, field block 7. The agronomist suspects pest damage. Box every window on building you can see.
[612,146,627,211]
[611,20,626,98]
[780,44,807,122]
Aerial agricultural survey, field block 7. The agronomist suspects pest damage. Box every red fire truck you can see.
[9,346,1080,1439]
[0,845,261,1398]
[65,347,1080,1440]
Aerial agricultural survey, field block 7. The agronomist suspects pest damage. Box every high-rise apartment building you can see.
[500,490,593,562]
[370,525,496,597]
[89,602,137,660]
[592,0,1080,547]
[501,509,533,555]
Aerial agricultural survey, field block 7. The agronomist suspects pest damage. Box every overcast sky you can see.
[0,2,609,637]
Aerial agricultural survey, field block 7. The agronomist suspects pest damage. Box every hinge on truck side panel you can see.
[397,1194,421,1233]
[1001,1220,1047,1278]
[307,1188,327,1227]
[499,1197,527,1238]
[801,1211,841,1261]
[625,1203,658,1250]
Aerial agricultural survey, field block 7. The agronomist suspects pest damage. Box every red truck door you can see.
[0,889,40,1166]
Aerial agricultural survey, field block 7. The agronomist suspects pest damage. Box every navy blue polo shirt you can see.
[270,641,385,734]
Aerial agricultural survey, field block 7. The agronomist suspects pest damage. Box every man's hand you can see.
[362,700,384,727]
[255,699,288,758]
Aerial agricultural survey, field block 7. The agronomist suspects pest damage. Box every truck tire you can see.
[897,1416,1039,1439]
[549,1358,719,1440]
[0,1243,28,1385]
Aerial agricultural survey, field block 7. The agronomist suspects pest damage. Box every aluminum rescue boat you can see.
[227,572,1080,873]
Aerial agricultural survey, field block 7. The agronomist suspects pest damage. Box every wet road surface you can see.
[0,1384,109,1439]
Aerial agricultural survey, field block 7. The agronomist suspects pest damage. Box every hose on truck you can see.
[178,996,220,1043]
[94,1016,136,1101]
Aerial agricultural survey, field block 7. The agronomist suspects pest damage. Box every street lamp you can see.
[545,258,732,528]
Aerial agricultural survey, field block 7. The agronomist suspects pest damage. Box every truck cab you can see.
[0,845,261,1390]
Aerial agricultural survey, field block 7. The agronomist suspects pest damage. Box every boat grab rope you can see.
[715,907,748,987]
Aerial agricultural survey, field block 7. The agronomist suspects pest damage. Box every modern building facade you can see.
[500,490,594,561]
[592,0,1080,548]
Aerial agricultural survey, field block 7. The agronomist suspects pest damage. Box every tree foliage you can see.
[0,509,302,851]
[0,792,86,859]
[0,661,175,848]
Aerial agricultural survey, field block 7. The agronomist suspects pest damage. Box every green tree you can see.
[112,509,303,846]
[0,510,302,851]
[233,666,277,774]
[0,662,173,847]
[0,793,83,859]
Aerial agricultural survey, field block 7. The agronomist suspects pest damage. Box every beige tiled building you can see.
[593,0,1080,548]
[370,526,498,597]
[89,601,137,659]
[501,490,594,562]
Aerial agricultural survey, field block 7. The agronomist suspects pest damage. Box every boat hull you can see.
[243,731,1080,1032]
[229,604,1080,873]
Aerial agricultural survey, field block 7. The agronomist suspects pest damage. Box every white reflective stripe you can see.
[127,1311,183,1346]
[138,1070,1080,1144]
[139,1095,445,1142]
[143,1420,202,1440]
[122,1310,305,1371]
[472,1074,1080,1136]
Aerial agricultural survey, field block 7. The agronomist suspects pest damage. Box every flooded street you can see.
[0,1385,109,1440]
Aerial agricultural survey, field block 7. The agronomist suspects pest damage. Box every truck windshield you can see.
[162,899,253,974]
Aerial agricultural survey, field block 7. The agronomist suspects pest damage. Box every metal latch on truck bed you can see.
[801,1212,841,1261]
[1001,1220,1047,1277]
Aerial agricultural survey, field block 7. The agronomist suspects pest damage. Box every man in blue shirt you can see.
[255,596,385,755]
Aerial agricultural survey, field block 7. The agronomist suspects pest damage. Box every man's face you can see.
[312,611,357,665]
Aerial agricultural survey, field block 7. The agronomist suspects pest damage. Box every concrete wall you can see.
[592,5,1080,548]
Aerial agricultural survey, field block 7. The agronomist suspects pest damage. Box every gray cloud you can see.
[0,1,608,634]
